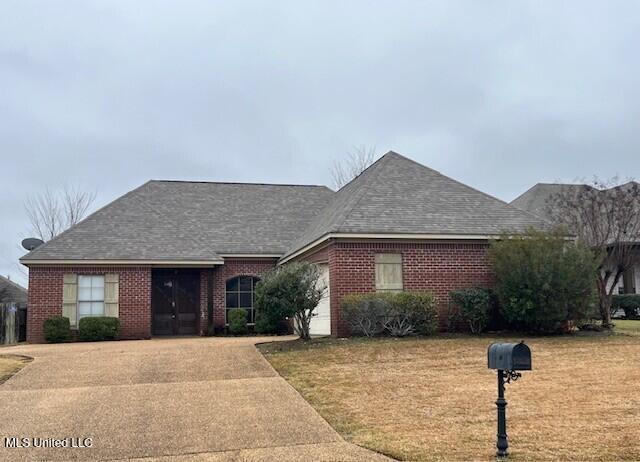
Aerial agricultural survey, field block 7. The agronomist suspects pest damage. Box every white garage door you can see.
[309,263,331,336]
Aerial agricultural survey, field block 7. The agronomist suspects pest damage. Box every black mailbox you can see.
[488,342,532,371]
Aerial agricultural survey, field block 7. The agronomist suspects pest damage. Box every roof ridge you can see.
[510,183,543,206]
[333,151,391,192]
[150,180,332,189]
[403,154,537,211]
[0,275,27,293]
[20,181,153,260]
[353,151,549,228]
[331,153,390,231]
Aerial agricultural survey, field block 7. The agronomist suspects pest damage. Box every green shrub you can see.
[228,309,248,335]
[489,228,597,333]
[390,292,438,336]
[254,310,280,334]
[342,293,392,337]
[342,292,438,337]
[612,295,640,319]
[450,288,492,334]
[78,316,119,341]
[254,262,325,340]
[43,316,70,343]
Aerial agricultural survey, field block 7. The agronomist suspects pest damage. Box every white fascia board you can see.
[219,254,282,259]
[279,233,495,264]
[20,259,225,267]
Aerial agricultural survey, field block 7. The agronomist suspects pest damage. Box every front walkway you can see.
[0,337,389,461]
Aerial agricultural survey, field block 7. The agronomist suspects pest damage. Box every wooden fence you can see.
[0,303,27,345]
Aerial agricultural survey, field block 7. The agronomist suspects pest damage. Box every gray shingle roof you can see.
[21,181,334,262]
[21,152,548,264]
[511,181,640,242]
[0,275,27,304]
[284,151,547,257]
[510,183,595,220]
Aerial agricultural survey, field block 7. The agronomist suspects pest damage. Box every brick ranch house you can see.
[21,152,544,343]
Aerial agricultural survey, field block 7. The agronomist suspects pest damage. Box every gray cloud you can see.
[2,0,639,286]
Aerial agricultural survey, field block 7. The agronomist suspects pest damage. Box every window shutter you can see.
[62,273,78,327]
[375,254,403,291]
[104,273,119,317]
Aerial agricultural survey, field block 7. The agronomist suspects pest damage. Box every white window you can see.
[78,275,105,319]
[375,253,403,292]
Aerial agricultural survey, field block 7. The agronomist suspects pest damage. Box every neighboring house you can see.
[21,152,545,343]
[511,182,640,295]
[0,275,28,305]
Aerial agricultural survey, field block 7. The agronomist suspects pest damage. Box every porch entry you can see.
[152,269,200,335]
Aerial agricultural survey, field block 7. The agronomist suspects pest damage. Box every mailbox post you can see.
[487,341,532,458]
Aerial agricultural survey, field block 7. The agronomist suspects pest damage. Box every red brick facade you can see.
[326,241,493,336]
[25,243,492,342]
[27,266,152,343]
[25,260,278,343]
[200,259,277,334]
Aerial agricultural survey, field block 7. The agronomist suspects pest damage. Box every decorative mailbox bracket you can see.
[487,341,532,458]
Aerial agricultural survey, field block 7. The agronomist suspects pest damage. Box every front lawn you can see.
[615,319,640,336]
[0,354,31,384]
[259,334,640,461]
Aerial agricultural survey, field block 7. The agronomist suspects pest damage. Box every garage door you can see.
[309,263,331,336]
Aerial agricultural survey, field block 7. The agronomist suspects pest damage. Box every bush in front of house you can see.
[254,262,325,340]
[489,228,597,333]
[612,294,640,319]
[78,316,119,341]
[43,316,70,343]
[342,292,438,337]
[449,288,492,334]
[254,310,279,334]
[342,293,391,337]
[227,309,248,335]
[388,292,438,336]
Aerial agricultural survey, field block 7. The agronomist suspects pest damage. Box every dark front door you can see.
[152,269,200,335]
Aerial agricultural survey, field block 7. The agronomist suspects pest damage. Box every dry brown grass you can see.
[0,354,31,384]
[260,334,640,461]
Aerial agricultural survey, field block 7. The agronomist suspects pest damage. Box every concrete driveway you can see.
[0,337,389,461]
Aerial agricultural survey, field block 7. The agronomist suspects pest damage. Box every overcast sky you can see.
[2,1,639,286]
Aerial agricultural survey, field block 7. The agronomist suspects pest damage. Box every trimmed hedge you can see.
[612,294,640,319]
[228,309,248,335]
[43,316,70,343]
[342,292,437,337]
[78,316,119,341]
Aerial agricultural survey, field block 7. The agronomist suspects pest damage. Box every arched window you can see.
[225,276,259,324]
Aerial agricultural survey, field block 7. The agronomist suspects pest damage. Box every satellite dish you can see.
[22,238,45,251]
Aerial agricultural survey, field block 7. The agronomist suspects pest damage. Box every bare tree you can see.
[25,186,97,241]
[548,178,640,328]
[330,145,376,189]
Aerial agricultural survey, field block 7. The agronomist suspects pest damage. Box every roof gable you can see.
[22,181,334,262]
[284,151,547,257]
[21,152,549,264]
[510,183,593,219]
[0,275,27,304]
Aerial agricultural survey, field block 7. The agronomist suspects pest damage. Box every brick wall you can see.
[202,259,277,332]
[27,266,152,343]
[327,241,493,336]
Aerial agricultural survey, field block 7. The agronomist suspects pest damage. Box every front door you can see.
[152,269,200,335]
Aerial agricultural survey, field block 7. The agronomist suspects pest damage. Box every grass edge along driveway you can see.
[259,329,640,462]
[0,354,32,384]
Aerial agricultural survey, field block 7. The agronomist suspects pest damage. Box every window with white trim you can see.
[78,275,105,319]
[375,253,403,292]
